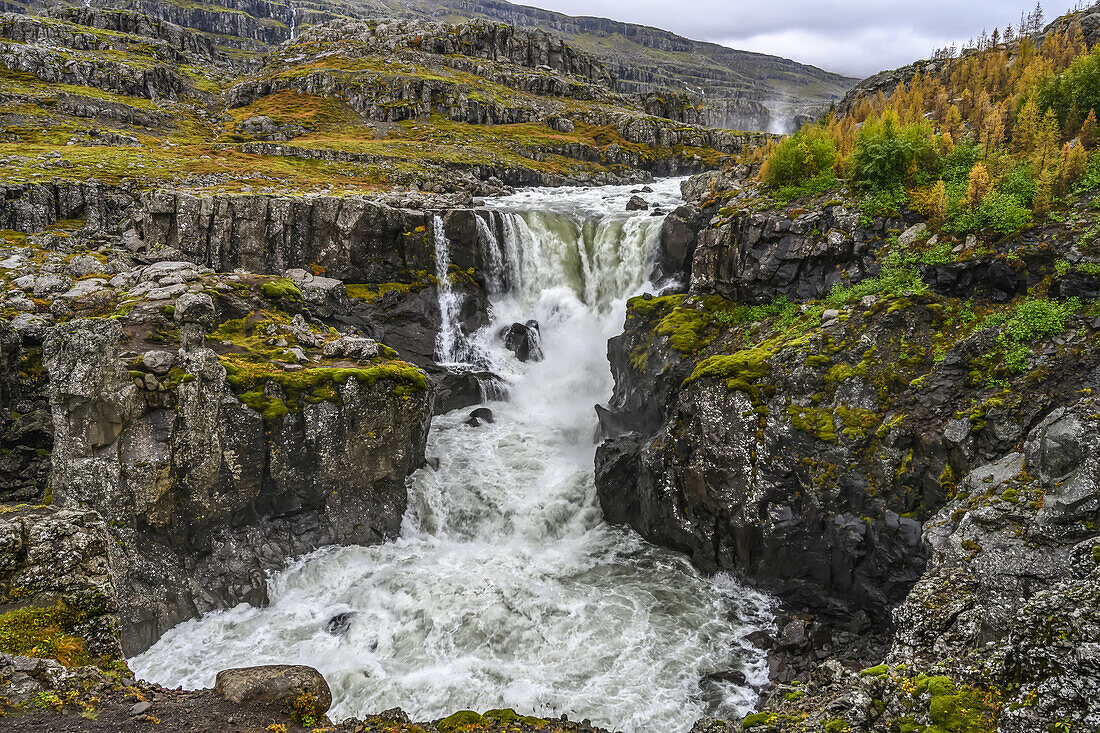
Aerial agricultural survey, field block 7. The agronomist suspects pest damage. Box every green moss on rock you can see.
[437,710,484,731]
[686,351,772,395]
[0,602,91,667]
[260,277,303,302]
[741,712,774,729]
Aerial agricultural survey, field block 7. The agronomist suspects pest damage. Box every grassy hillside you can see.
[0,7,765,198]
[6,0,856,131]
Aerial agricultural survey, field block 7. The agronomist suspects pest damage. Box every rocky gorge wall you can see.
[596,168,1100,728]
[0,210,438,656]
[44,309,431,654]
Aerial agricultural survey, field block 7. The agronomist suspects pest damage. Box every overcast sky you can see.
[514,1,1085,77]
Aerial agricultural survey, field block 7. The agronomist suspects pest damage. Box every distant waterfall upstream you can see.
[132,179,773,733]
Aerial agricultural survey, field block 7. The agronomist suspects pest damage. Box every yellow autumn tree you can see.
[1034,107,1063,172]
[1082,109,1097,148]
[1013,97,1041,155]
[928,180,948,226]
[967,163,992,209]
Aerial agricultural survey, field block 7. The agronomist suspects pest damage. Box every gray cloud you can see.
[516,1,1082,76]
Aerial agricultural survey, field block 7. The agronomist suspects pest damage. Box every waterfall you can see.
[131,179,773,733]
[475,213,510,295]
[432,215,466,366]
[289,1,299,41]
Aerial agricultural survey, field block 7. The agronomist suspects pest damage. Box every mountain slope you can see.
[392,0,856,129]
[7,0,855,131]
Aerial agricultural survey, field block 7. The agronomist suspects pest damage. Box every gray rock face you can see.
[300,18,614,88]
[136,192,476,282]
[140,350,176,375]
[0,182,130,234]
[500,321,542,363]
[6,8,222,66]
[174,291,216,327]
[321,335,380,360]
[653,203,703,283]
[33,274,73,299]
[0,321,51,502]
[43,319,432,654]
[0,25,189,101]
[284,268,350,318]
[595,278,1097,629]
[690,203,888,301]
[65,254,108,278]
[0,652,106,705]
[888,397,1100,730]
[0,506,121,659]
[635,91,773,132]
[214,665,332,713]
[62,1,290,51]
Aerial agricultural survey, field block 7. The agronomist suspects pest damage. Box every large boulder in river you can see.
[214,665,332,713]
[501,320,543,362]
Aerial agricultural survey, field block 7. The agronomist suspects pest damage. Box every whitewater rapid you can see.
[131,179,774,733]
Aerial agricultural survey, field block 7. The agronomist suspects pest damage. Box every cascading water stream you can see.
[131,179,773,733]
[433,215,491,369]
[432,215,465,365]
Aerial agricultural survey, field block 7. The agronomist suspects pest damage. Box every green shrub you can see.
[849,113,939,192]
[1074,149,1100,192]
[761,126,837,189]
[985,297,1081,374]
[977,191,1031,234]
[946,189,1030,235]
[919,239,955,265]
[1002,297,1079,342]
[858,187,907,226]
[999,165,1038,207]
[774,170,839,204]
[1033,47,1100,125]
[942,138,983,184]
[827,248,927,306]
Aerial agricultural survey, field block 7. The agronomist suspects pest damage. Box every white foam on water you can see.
[131,178,774,733]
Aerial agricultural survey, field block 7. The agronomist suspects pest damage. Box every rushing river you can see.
[131,179,774,733]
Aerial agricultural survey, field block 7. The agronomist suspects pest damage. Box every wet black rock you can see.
[470,407,495,424]
[652,203,704,285]
[432,370,504,414]
[325,612,356,636]
[626,195,649,211]
[501,320,543,362]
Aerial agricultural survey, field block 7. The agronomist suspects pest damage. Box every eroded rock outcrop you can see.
[752,397,1100,731]
[135,191,482,283]
[44,311,431,654]
[0,182,130,234]
[0,505,121,660]
[598,171,1100,634]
